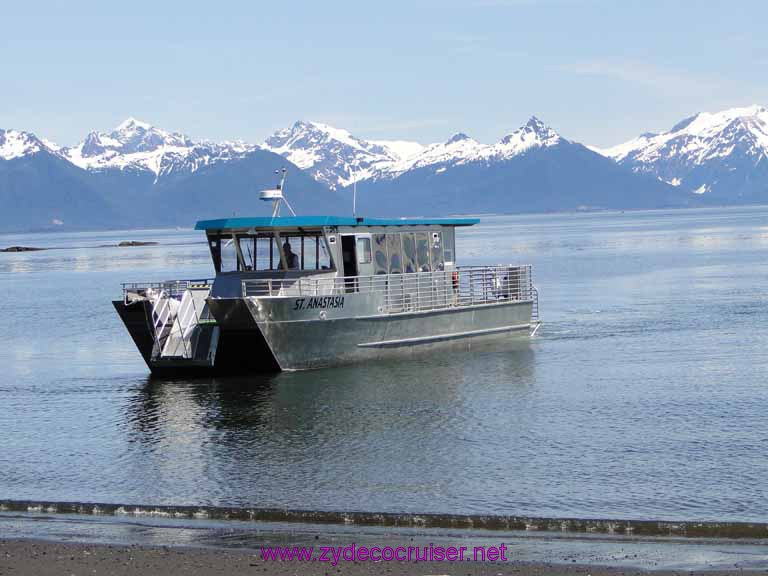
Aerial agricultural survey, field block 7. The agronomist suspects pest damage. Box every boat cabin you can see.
[195,216,479,287]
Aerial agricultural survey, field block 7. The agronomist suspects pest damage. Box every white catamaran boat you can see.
[114,173,540,374]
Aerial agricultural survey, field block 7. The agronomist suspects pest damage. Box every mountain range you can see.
[0,120,340,232]
[311,118,687,216]
[2,105,768,232]
[597,105,768,203]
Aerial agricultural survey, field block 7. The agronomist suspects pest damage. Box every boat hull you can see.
[218,296,534,371]
[116,295,534,374]
[113,299,279,376]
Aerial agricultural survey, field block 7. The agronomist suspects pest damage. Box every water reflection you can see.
[121,343,537,509]
[130,341,536,439]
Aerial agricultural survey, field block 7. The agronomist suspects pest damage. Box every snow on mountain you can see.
[377,132,484,178]
[375,117,566,180]
[0,129,53,160]
[263,120,425,189]
[369,139,425,162]
[356,118,690,218]
[598,105,768,196]
[63,118,257,180]
[265,116,567,187]
[489,116,564,157]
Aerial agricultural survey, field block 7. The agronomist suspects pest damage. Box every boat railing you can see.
[121,278,214,303]
[242,265,537,314]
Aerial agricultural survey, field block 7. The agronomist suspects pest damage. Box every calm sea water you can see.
[1,207,767,522]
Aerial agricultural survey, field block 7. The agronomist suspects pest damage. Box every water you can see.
[1,207,767,523]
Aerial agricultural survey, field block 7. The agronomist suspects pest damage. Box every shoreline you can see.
[0,537,759,576]
[1,509,767,573]
[2,499,768,539]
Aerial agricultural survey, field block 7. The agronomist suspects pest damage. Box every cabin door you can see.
[354,234,373,278]
[341,234,374,293]
[340,235,358,293]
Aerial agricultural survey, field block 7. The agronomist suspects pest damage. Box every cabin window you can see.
[208,232,334,273]
[442,228,455,263]
[240,234,280,271]
[237,235,255,270]
[253,235,282,271]
[280,236,301,269]
[431,231,444,271]
[319,235,332,270]
[373,234,388,275]
[255,237,264,269]
[357,237,372,264]
[415,232,430,272]
[220,235,239,273]
[290,234,331,270]
[386,233,402,274]
[402,233,417,274]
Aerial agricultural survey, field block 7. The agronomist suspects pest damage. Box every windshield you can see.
[208,231,333,273]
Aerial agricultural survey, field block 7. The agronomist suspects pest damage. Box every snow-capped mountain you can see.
[0,128,120,232]
[0,119,342,232]
[376,117,564,180]
[63,118,258,181]
[354,117,691,217]
[375,133,484,179]
[598,105,768,199]
[263,120,424,189]
[0,129,55,161]
[263,117,567,188]
[15,110,762,231]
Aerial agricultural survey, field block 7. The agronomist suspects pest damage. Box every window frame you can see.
[373,233,389,275]
[386,232,403,274]
[356,236,372,265]
[206,230,336,273]
[442,227,455,264]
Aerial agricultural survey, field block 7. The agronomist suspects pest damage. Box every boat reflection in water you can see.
[124,341,536,509]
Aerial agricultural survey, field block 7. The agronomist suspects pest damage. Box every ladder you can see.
[150,288,208,359]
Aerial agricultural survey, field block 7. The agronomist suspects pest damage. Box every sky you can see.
[2,0,768,148]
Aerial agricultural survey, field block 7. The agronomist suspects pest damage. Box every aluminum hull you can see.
[209,296,534,371]
[115,263,539,375]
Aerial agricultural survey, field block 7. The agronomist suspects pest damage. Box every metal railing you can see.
[241,265,536,315]
[122,278,214,303]
[122,279,215,359]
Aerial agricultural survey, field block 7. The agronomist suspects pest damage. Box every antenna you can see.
[351,159,360,218]
[259,167,296,217]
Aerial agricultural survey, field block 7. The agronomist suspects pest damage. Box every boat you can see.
[114,172,540,374]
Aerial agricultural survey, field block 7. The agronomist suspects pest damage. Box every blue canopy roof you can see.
[194,216,479,231]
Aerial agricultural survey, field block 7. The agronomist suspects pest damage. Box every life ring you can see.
[451,270,459,290]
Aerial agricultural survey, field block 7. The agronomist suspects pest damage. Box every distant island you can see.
[1,241,160,253]
[117,241,158,247]
[0,246,46,252]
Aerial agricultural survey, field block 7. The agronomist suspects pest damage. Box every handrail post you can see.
[416,273,421,311]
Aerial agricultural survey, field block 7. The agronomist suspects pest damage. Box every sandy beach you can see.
[0,538,759,576]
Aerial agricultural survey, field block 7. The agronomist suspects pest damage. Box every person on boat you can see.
[282,241,299,269]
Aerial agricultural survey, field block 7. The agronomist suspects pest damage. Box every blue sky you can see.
[3,0,767,147]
